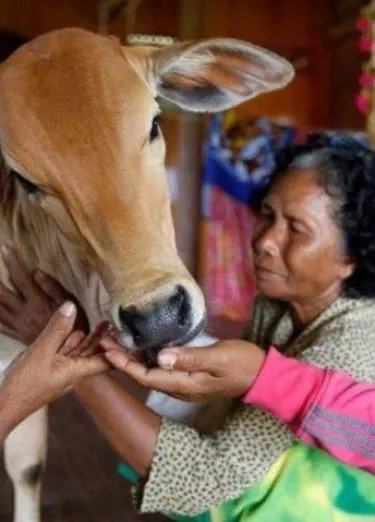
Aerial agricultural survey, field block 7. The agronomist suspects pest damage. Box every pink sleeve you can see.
[243,347,375,474]
[243,347,327,431]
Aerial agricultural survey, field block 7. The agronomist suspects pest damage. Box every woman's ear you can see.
[340,258,356,280]
[149,38,294,113]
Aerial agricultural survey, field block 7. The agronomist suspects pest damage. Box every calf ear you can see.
[150,39,294,113]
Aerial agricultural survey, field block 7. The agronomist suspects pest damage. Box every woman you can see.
[1,138,375,520]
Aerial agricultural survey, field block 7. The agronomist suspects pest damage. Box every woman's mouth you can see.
[254,265,285,280]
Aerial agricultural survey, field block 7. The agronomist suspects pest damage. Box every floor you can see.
[0,374,168,522]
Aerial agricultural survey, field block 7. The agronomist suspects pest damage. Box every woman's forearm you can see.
[0,412,13,446]
[75,373,162,475]
[0,392,23,446]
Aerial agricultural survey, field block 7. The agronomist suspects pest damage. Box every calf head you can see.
[0,29,293,361]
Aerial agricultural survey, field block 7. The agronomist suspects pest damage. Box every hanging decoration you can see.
[355,2,375,116]
[126,33,178,46]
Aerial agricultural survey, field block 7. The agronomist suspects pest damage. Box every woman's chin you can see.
[256,279,288,300]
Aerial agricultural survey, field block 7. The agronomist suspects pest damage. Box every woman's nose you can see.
[254,224,282,257]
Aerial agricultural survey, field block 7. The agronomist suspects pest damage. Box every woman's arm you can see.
[243,346,328,423]
[245,346,375,474]
[75,373,161,475]
[0,394,18,445]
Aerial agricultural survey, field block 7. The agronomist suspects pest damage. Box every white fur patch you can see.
[146,331,219,424]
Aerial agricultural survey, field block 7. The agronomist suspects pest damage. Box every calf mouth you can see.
[129,315,207,368]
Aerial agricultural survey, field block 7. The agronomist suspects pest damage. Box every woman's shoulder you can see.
[297,296,375,382]
[317,296,375,334]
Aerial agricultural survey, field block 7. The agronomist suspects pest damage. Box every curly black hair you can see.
[257,134,375,298]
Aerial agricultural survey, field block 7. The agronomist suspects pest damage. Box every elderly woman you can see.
[1,138,375,520]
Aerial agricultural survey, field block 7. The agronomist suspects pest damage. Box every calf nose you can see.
[119,285,192,352]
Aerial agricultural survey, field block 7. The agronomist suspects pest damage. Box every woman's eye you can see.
[150,115,161,142]
[289,221,303,233]
[10,170,39,194]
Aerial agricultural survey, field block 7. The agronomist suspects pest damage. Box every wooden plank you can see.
[326,15,358,41]
[174,0,205,275]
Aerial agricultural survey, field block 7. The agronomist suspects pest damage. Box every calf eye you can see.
[10,169,39,194]
[150,115,161,142]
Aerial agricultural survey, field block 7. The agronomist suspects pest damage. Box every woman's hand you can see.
[101,337,266,401]
[0,302,111,443]
[0,246,89,344]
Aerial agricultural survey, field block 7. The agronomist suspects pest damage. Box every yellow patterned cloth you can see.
[169,442,375,521]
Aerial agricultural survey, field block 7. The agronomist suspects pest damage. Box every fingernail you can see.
[1,245,10,256]
[158,351,177,369]
[59,301,76,317]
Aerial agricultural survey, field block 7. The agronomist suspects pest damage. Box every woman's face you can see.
[252,168,354,305]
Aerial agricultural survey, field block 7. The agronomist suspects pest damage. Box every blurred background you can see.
[0,0,372,520]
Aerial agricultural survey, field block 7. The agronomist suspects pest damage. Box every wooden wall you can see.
[0,0,367,130]
[0,0,96,38]
[200,0,313,126]
[318,0,368,129]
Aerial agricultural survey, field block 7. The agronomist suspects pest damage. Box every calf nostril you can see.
[174,285,190,327]
[178,315,188,327]
[118,306,142,341]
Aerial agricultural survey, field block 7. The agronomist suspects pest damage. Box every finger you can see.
[0,303,18,329]
[72,354,111,379]
[167,392,201,402]
[0,321,23,342]
[99,337,135,361]
[104,350,196,394]
[33,301,77,354]
[34,270,70,304]
[0,280,22,312]
[157,345,220,374]
[60,331,86,355]
[69,321,112,357]
[1,246,41,300]
[76,322,113,357]
[99,336,126,352]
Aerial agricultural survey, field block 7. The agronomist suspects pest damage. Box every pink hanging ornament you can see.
[359,36,373,52]
[355,92,371,114]
[359,70,374,87]
[356,15,372,33]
